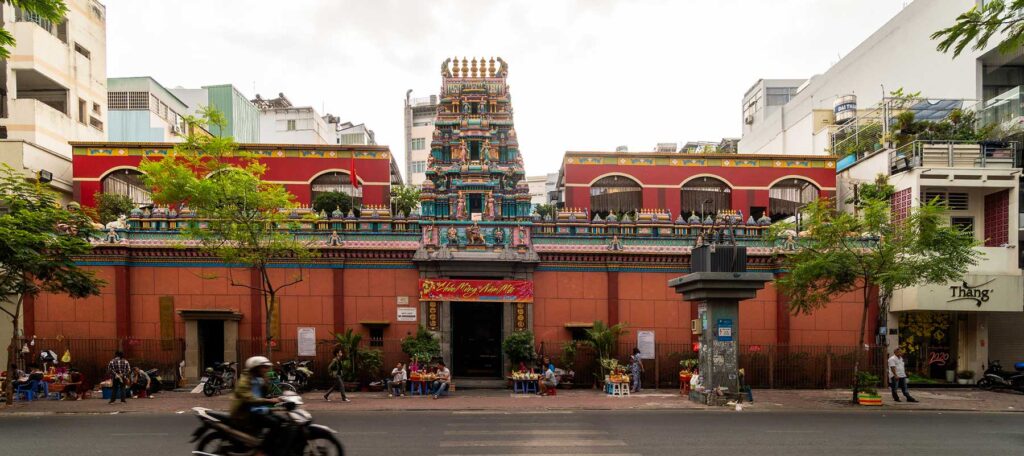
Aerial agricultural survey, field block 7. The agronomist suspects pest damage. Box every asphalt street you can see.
[1,409,1020,455]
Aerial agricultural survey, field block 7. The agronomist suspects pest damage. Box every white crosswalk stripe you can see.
[437,421,636,455]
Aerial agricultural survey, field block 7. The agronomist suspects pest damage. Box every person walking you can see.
[107,351,130,404]
[888,348,917,403]
[323,348,349,402]
[629,347,644,393]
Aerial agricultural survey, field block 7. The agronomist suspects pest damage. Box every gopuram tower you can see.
[419,57,530,220]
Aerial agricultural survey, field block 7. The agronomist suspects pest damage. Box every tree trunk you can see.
[851,284,871,404]
[6,334,16,405]
[265,290,275,362]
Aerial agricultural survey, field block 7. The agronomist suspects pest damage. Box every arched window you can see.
[589,175,642,218]
[680,176,731,219]
[101,168,151,207]
[769,178,819,221]
[311,172,362,204]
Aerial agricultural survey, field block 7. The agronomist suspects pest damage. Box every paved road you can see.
[1,409,1020,455]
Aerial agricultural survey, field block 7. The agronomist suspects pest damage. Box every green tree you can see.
[933,0,1024,57]
[332,328,362,382]
[775,176,980,403]
[0,164,104,404]
[94,192,135,225]
[390,185,421,217]
[0,1,68,59]
[312,191,352,216]
[533,203,555,219]
[139,107,314,358]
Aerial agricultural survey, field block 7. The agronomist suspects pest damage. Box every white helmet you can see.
[245,356,272,371]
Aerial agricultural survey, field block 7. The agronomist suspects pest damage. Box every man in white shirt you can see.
[888,348,917,402]
[388,362,407,397]
[432,361,451,399]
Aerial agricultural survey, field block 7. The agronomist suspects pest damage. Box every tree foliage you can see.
[0,164,104,404]
[775,175,980,402]
[933,0,1024,57]
[533,203,555,219]
[94,192,135,225]
[312,191,352,216]
[390,185,421,217]
[0,0,69,59]
[400,325,440,363]
[139,107,314,357]
[501,330,536,365]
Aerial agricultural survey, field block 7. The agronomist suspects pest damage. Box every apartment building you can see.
[107,76,188,142]
[0,0,107,198]
[172,84,259,142]
[404,91,437,186]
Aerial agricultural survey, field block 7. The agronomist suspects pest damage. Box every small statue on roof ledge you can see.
[608,235,623,251]
[328,230,342,246]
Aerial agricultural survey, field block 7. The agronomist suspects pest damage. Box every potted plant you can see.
[957,370,974,385]
[855,371,882,406]
[558,341,578,388]
[332,329,363,390]
[358,349,384,391]
[401,325,441,365]
[502,330,536,369]
[679,358,699,383]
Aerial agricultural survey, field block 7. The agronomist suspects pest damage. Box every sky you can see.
[104,0,909,177]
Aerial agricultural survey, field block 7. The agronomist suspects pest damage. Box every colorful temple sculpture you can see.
[420,57,530,220]
[31,59,869,384]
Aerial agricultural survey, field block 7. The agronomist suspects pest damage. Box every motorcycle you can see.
[977,360,1024,393]
[190,391,343,456]
[203,362,238,397]
[278,360,314,392]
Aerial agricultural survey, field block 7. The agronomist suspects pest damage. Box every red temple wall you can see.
[30,266,875,348]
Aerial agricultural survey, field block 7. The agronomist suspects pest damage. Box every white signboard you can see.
[637,330,655,359]
[297,327,316,357]
[397,307,418,322]
[397,296,410,306]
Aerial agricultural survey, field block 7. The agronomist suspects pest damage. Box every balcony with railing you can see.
[888,140,1020,174]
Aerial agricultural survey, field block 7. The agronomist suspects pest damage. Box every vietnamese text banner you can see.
[419,279,534,303]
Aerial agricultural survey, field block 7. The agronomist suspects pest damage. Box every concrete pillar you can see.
[224,320,239,365]
[439,301,451,366]
[697,299,740,394]
[184,320,199,380]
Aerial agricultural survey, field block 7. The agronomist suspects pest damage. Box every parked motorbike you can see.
[190,391,343,456]
[977,360,1024,393]
[278,360,314,392]
[202,362,238,397]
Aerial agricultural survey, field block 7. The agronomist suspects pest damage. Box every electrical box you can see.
[691,319,703,335]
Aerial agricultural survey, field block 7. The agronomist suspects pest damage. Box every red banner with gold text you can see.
[418,279,534,303]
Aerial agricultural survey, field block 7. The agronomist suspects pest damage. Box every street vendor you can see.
[538,363,557,395]
[431,361,450,399]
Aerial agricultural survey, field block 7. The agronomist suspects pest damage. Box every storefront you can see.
[891,272,1024,381]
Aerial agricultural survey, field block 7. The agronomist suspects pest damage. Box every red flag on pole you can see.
[349,154,359,189]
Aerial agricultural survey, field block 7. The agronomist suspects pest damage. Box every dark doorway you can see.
[451,301,502,378]
[468,194,483,215]
[197,320,224,369]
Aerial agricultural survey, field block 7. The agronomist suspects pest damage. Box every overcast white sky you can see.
[105,0,908,177]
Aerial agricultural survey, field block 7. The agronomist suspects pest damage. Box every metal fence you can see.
[11,337,884,391]
[538,341,886,389]
[13,337,184,388]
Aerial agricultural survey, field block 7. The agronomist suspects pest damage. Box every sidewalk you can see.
[2,387,1022,415]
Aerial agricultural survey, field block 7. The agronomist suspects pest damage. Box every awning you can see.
[564,322,594,329]
[359,321,391,327]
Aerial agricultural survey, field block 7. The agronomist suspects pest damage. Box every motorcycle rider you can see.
[231,356,288,455]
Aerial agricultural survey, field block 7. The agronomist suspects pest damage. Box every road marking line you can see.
[438,450,638,454]
[445,430,605,436]
[765,430,822,433]
[446,422,588,427]
[441,439,627,447]
[109,433,170,436]
[452,410,575,415]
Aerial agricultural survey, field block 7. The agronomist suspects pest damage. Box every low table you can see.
[511,378,538,394]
